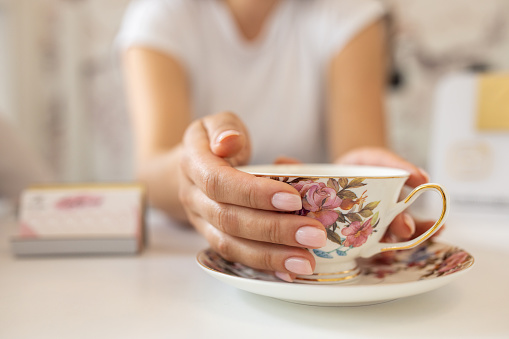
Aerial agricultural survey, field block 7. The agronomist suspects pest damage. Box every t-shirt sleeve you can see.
[115,0,193,68]
[313,0,386,60]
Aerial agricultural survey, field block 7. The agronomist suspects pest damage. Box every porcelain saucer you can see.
[196,240,474,306]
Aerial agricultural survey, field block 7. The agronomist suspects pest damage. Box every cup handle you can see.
[361,183,449,258]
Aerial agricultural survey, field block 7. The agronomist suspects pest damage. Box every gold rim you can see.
[255,175,409,180]
[238,164,410,179]
[306,265,359,276]
[295,270,361,283]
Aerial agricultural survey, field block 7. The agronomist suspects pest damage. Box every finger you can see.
[275,271,296,283]
[381,229,399,243]
[371,250,396,262]
[186,181,326,248]
[413,220,446,239]
[387,213,415,240]
[203,112,251,165]
[274,156,302,165]
[337,147,429,188]
[181,154,302,212]
[182,116,303,211]
[385,217,445,244]
[191,164,302,212]
[381,216,442,262]
[191,213,316,276]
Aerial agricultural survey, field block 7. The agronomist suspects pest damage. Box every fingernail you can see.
[275,271,293,283]
[272,192,302,211]
[418,167,430,182]
[295,226,327,248]
[403,213,416,238]
[215,130,240,145]
[284,257,313,275]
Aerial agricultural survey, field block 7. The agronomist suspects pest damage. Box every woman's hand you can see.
[335,147,443,244]
[179,112,327,282]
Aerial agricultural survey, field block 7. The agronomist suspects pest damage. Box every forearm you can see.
[326,19,388,160]
[136,144,188,222]
[123,48,193,222]
[327,88,387,156]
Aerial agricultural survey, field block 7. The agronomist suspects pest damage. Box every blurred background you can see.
[0,0,508,201]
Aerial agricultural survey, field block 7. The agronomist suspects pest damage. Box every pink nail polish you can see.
[284,257,313,275]
[271,192,302,211]
[275,271,293,283]
[215,130,240,145]
[295,226,327,248]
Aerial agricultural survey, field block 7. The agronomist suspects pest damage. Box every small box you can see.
[428,72,509,215]
[11,183,146,256]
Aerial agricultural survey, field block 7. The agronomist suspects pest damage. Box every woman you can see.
[118,0,431,282]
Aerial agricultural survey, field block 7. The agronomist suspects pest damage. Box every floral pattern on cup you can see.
[271,176,381,259]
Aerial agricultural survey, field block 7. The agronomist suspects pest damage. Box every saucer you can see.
[196,240,474,306]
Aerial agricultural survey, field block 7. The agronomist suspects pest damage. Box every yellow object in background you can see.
[477,73,509,131]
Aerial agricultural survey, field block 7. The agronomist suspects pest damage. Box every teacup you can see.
[237,164,449,284]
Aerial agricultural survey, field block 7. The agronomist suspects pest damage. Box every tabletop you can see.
[1,203,508,339]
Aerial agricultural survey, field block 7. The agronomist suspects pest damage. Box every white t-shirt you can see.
[117,0,384,164]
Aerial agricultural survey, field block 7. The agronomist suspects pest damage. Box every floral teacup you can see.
[237,164,449,284]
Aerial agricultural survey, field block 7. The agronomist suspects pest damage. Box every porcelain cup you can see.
[237,164,449,284]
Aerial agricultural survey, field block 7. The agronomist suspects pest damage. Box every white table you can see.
[1,205,508,339]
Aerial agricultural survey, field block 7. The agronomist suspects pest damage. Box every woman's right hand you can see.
[178,112,327,282]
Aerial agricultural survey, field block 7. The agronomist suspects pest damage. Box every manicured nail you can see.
[403,213,416,238]
[418,167,430,182]
[275,271,293,283]
[284,257,313,275]
[215,130,240,145]
[272,192,302,211]
[295,226,327,248]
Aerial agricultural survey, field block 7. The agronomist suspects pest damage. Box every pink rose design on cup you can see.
[341,219,373,248]
[237,165,450,283]
[293,181,342,227]
[284,176,381,259]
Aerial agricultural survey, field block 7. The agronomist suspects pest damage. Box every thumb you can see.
[203,112,251,166]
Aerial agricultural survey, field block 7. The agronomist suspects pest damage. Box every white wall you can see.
[0,0,51,156]
[0,7,7,117]
[0,0,133,182]
[0,2,14,122]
